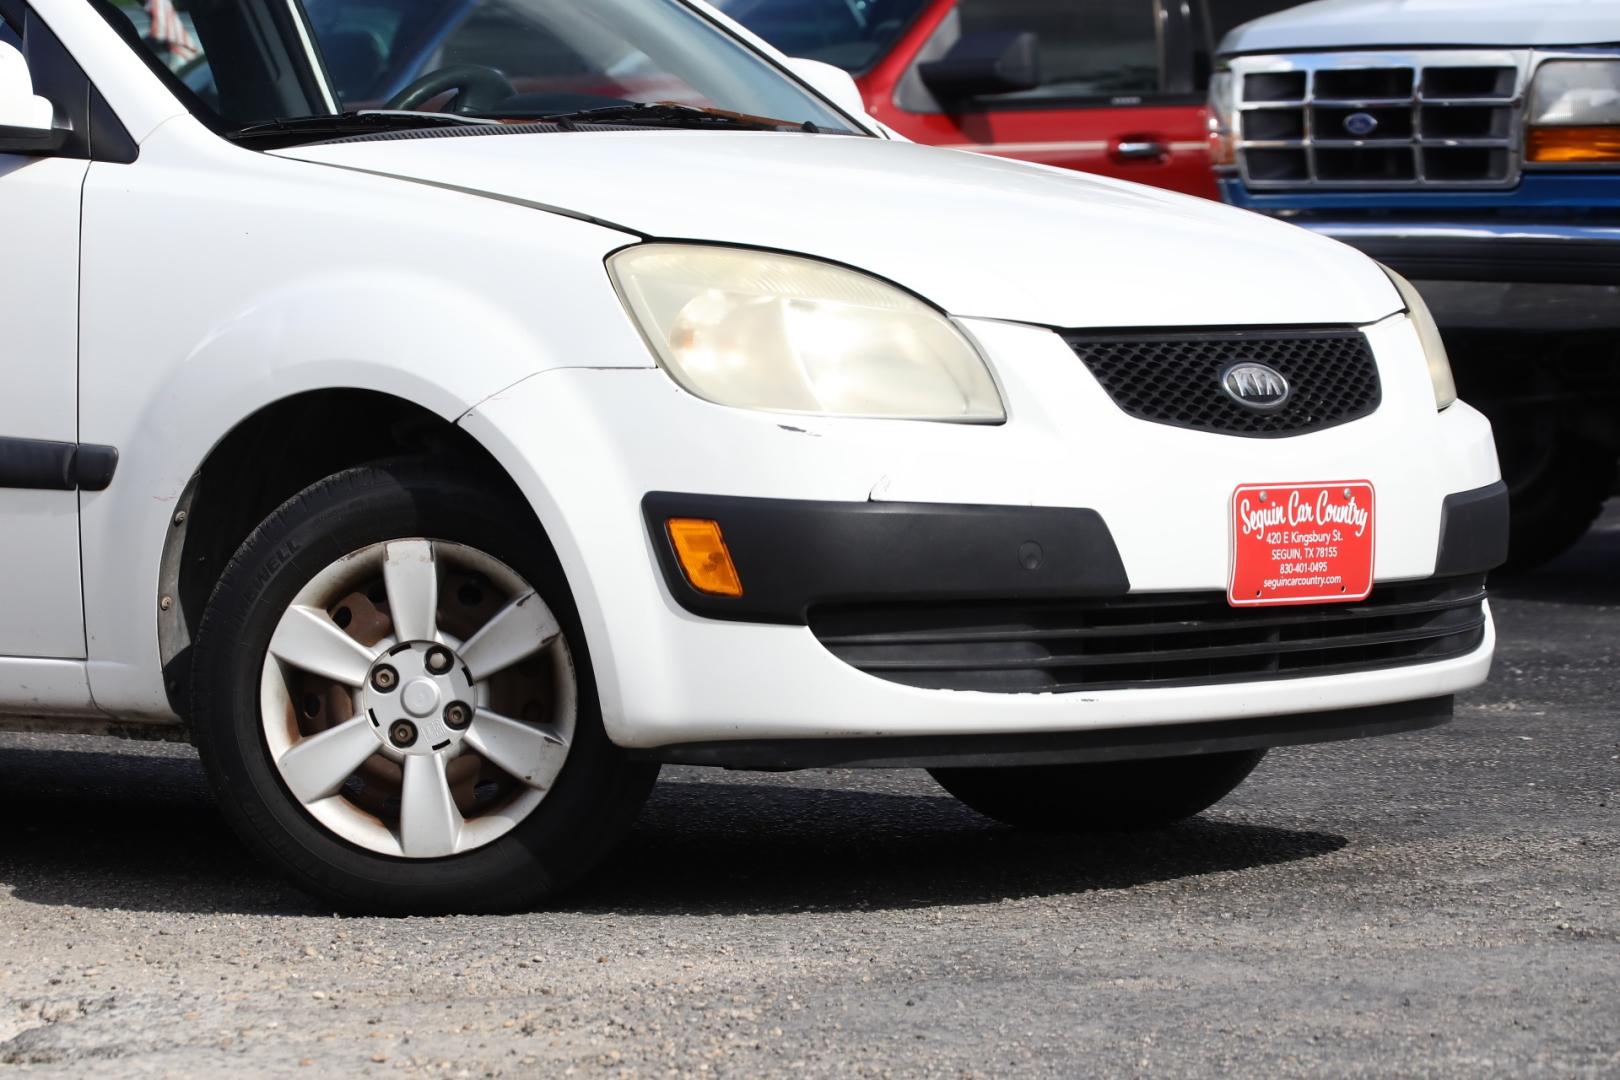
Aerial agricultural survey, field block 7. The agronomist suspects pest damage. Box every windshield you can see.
[97,0,859,136]
[712,0,929,74]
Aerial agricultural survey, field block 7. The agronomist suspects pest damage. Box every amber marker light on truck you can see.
[667,518,744,597]
[1527,61,1620,163]
[1527,126,1620,163]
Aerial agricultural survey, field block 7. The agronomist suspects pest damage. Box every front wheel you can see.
[190,460,657,914]
[929,750,1267,833]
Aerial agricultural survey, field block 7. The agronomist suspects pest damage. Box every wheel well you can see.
[161,389,522,718]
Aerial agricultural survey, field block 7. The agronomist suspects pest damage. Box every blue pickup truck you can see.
[1211,0,1620,568]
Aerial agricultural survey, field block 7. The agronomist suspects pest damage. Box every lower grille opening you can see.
[1423,146,1509,182]
[1316,146,1416,182]
[810,575,1487,694]
[1245,147,1309,181]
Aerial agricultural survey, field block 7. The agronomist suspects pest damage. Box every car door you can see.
[877,0,1217,196]
[0,2,89,658]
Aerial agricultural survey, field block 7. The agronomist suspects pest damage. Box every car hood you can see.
[1221,0,1617,53]
[276,131,1400,329]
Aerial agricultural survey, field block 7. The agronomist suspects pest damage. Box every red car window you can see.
[957,0,1161,99]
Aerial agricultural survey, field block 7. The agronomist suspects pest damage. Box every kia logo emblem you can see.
[1343,111,1379,137]
[1221,363,1291,411]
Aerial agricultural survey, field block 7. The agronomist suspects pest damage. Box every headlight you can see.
[1527,60,1620,163]
[1380,265,1457,411]
[608,245,1004,422]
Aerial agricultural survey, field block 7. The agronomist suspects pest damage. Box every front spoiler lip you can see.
[628,695,1454,770]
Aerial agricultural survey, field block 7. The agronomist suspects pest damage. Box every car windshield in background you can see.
[713,0,929,73]
[96,0,858,138]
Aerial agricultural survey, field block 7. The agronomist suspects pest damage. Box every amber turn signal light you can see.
[666,518,744,597]
[1527,125,1620,163]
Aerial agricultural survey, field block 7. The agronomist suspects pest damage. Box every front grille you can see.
[810,575,1487,694]
[1231,49,1525,190]
[1066,328,1381,437]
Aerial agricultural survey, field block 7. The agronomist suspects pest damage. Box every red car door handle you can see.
[1112,138,1167,161]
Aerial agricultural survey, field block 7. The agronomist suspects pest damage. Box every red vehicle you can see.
[718,0,1300,197]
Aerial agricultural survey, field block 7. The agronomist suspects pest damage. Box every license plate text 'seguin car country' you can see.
[1229,482,1375,607]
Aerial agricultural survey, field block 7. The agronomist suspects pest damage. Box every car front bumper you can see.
[461,312,1502,753]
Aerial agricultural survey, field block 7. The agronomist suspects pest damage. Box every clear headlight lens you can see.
[608,245,1004,421]
[1381,265,1457,411]
[1527,60,1620,163]
[1529,60,1620,125]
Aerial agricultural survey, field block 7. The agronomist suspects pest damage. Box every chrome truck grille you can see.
[1229,50,1529,190]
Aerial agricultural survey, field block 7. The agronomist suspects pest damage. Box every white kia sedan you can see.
[0,0,1503,912]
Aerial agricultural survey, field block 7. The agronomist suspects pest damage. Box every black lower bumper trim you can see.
[1436,480,1509,576]
[643,493,1130,624]
[629,696,1453,771]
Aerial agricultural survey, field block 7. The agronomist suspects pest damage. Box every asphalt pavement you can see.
[0,507,1615,1077]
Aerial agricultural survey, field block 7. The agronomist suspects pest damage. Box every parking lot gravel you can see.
[0,509,1615,1078]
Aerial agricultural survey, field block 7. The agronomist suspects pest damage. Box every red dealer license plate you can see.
[1229,481,1375,607]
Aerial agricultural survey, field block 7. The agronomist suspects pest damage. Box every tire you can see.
[1498,431,1616,572]
[190,458,658,914]
[929,750,1267,833]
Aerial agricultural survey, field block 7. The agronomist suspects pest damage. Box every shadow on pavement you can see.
[574,780,1347,915]
[0,744,1347,915]
[0,747,320,916]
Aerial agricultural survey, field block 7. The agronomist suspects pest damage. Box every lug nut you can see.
[371,665,399,692]
[424,646,454,675]
[443,701,472,730]
[388,720,418,748]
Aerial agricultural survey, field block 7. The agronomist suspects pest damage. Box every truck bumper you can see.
[1308,222,1620,288]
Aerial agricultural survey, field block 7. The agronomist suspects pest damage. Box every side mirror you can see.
[0,42,65,154]
[919,31,1041,101]
[785,57,871,125]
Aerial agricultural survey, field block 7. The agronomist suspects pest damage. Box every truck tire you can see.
[190,459,658,914]
[1500,432,1616,572]
[929,750,1266,833]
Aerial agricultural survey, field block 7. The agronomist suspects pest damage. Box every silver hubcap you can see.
[259,539,576,859]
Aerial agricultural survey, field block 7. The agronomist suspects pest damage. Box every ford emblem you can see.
[1221,362,1292,412]
[1343,111,1379,138]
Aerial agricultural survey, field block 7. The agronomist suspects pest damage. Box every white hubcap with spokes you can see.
[259,539,576,859]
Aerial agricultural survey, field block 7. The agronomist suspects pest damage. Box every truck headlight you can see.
[1381,266,1458,411]
[1527,60,1620,163]
[608,245,1004,422]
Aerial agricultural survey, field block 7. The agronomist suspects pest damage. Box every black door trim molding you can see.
[0,435,119,491]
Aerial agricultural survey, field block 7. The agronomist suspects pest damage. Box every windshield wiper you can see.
[536,102,822,134]
[229,110,497,144]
